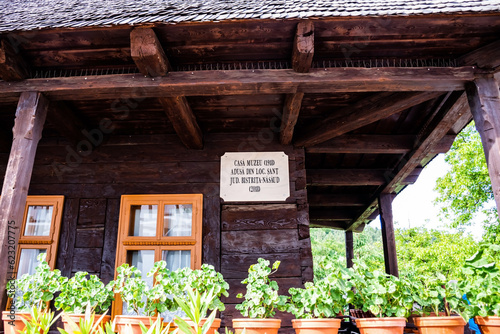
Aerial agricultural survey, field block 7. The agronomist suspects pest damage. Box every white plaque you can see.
[220,152,290,202]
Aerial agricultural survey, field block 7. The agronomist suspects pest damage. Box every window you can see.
[113,194,203,316]
[16,196,64,277]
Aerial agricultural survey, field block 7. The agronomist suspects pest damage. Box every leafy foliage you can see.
[139,317,172,334]
[173,287,217,334]
[7,253,65,311]
[286,261,353,319]
[434,122,498,228]
[20,306,61,334]
[58,305,111,334]
[235,258,287,319]
[55,271,114,314]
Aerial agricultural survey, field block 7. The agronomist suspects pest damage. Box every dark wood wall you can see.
[0,131,312,333]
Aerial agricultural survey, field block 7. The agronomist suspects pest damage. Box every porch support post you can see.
[466,76,500,211]
[345,230,354,268]
[378,193,399,277]
[0,91,49,315]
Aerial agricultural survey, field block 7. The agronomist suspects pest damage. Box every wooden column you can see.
[378,193,398,277]
[0,92,49,314]
[345,230,354,268]
[466,76,500,211]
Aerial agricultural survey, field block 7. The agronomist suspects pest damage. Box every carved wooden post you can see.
[466,76,500,212]
[379,193,399,277]
[0,92,48,315]
[345,230,354,268]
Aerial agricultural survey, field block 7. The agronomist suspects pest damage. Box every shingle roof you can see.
[1,0,499,33]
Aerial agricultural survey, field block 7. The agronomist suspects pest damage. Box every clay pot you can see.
[62,314,111,334]
[113,315,161,334]
[2,311,30,334]
[355,317,406,334]
[232,318,281,334]
[413,316,466,334]
[475,316,500,334]
[292,318,342,334]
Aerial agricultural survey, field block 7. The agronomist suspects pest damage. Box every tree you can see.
[434,122,498,231]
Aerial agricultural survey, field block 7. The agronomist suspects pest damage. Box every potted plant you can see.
[54,271,114,334]
[3,253,65,334]
[58,304,113,334]
[349,262,413,334]
[411,273,468,334]
[461,247,500,334]
[160,264,229,332]
[19,306,61,334]
[173,287,218,334]
[233,258,288,334]
[286,262,353,334]
[110,261,172,334]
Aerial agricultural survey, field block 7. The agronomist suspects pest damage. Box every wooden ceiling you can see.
[0,13,499,231]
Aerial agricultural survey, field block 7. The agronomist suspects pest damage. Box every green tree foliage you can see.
[434,122,498,229]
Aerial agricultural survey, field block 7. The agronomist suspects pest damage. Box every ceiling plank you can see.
[0,39,29,81]
[308,193,369,207]
[130,28,171,77]
[295,91,442,147]
[292,20,314,73]
[307,169,387,186]
[47,102,89,146]
[348,91,469,231]
[310,208,356,221]
[159,96,203,149]
[306,134,414,154]
[459,39,500,72]
[0,67,476,102]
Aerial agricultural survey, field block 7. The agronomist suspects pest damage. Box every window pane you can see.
[24,206,53,236]
[18,249,46,277]
[123,250,155,315]
[129,205,157,236]
[162,250,191,271]
[163,204,192,236]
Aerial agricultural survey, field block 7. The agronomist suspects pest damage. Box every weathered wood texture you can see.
[0,92,48,316]
[0,39,29,81]
[280,93,304,145]
[379,193,398,277]
[466,76,500,212]
[130,28,171,76]
[292,20,314,73]
[345,230,354,268]
[46,102,89,146]
[459,39,500,71]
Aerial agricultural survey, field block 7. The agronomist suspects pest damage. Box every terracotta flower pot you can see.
[62,314,111,334]
[413,316,466,334]
[475,316,500,334]
[232,318,281,334]
[292,318,342,334]
[355,317,406,334]
[170,318,221,334]
[112,315,161,334]
[2,311,32,334]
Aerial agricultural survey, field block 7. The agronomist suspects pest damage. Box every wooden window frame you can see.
[113,194,203,317]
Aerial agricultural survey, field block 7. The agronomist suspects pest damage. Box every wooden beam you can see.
[459,39,500,71]
[296,91,442,147]
[0,67,476,102]
[0,39,29,81]
[306,135,414,154]
[379,193,399,277]
[466,76,500,211]
[309,208,357,221]
[308,193,369,207]
[307,169,420,186]
[280,92,304,145]
[292,20,314,73]
[159,96,203,149]
[130,28,171,77]
[345,230,354,268]
[348,91,469,231]
[47,102,88,146]
[0,92,49,314]
[309,220,348,230]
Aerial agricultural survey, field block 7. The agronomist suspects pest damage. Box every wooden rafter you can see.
[47,102,89,146]
[296,91,442,147]
[130,28,171,77]
[0,39,29,81]
[0,67,476,102]
[459,39,500,72]
[309,208,356,221]
[307,168,420,187]
[379,193,398,277]
[348,91,469,231]
[159,96,203,149]
[280,92,304,145]
[308,193,369,207]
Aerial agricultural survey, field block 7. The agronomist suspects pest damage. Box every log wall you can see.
[0,132,312,334]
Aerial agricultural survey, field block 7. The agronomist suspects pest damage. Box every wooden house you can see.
[0,0,499,332]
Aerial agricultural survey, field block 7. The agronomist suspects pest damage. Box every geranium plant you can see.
[235,258,287,319]
[287,262,353,319]
[7,253,65,311]
[55,271,114,314]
